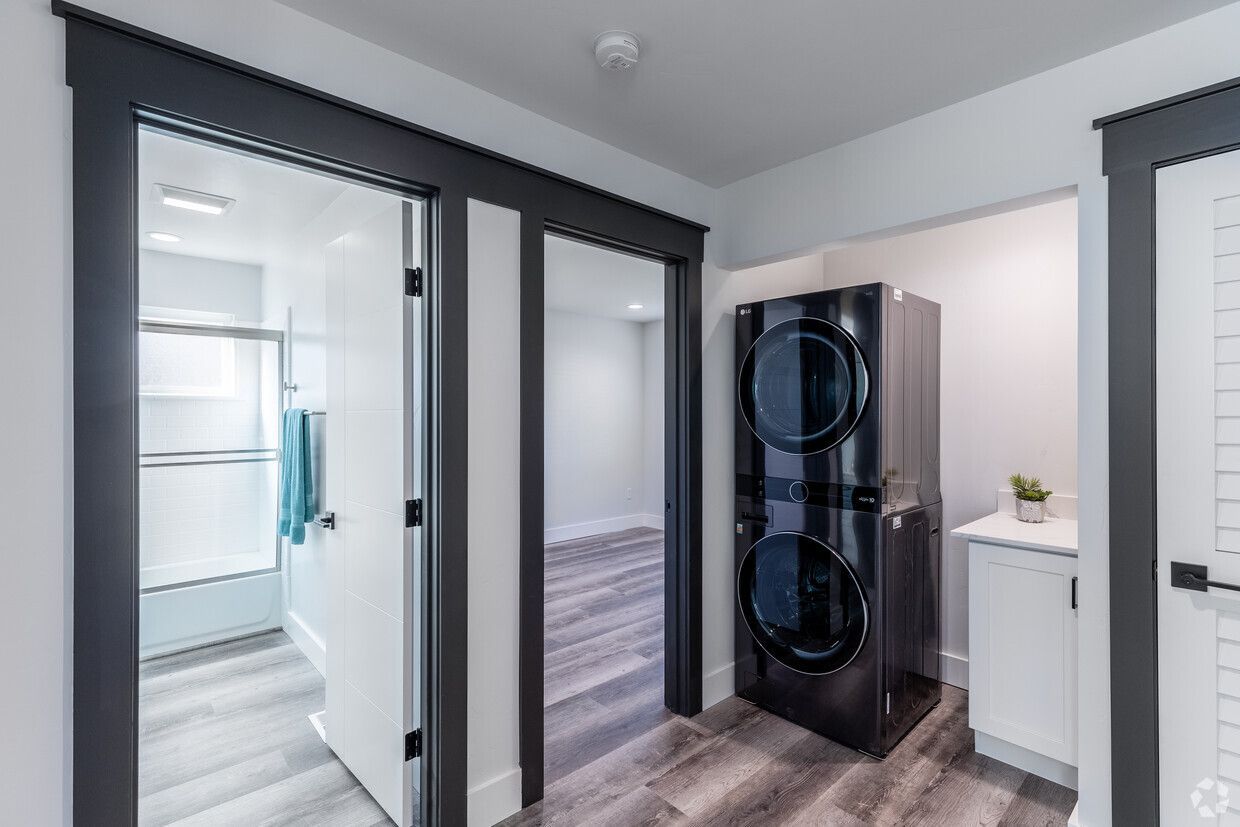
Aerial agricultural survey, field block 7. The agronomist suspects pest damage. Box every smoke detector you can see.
[594,31,640,71]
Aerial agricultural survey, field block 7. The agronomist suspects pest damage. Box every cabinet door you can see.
[968,541,1078,764]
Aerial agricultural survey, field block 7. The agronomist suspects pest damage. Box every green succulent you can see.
[1009,473,1052,502]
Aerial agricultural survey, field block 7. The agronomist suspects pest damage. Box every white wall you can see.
[819,197,1079,689]
[139,250,263,321]
[642,321,665,521]
[466,199,523,826]
[544,310,649,540]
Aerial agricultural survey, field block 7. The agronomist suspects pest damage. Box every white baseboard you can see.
[940,651,968,690]
[1067,803,1081,826]
[284,609,326,679]
[703,661,735,709]
[544,513,663,544]
[467,767,522,827]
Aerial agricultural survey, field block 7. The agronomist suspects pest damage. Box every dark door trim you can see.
[1096,77,1240,824]
[53,3,705,824]
[516,222,703,806]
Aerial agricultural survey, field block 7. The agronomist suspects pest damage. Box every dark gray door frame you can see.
[516,221,703,805]
[53,4,705,824]
[1096,76,1240,824]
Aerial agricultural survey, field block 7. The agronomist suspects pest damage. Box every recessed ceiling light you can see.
[146,231,182,243]
[153,184,235,216]
[627,303,644,310]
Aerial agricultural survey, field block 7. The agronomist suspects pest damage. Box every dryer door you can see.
[739,317,869,455]
[738,531,869,675]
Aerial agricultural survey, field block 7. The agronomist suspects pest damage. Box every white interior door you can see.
[324,200,420,826]
[1157,148,1240,823]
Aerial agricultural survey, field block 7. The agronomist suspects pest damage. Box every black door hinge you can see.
[406,498,422,528]
[405,729,422,760]
[404,267,423,297]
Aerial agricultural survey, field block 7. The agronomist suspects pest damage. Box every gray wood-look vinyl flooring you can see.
[138,630,395,827]
[504,527,1077,826]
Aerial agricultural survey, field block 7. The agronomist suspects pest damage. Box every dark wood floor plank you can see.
[822,685,972,825]
[645,704,808,817]
[999,774,1081,826]
[896,738,1029,826]
[689,729,859,826]
[526,527,1076,826]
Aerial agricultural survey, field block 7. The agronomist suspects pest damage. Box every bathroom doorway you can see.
[135,126,425,825]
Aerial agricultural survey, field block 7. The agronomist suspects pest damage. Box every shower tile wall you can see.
[139,391,277,586]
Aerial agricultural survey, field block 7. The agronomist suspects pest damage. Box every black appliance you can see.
[733,283,942,757]
[734,497,942,757]
[735,282,940,512]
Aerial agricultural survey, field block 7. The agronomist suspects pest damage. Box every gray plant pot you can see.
[1016,499,1046,523]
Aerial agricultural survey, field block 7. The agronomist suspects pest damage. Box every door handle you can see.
[314,511,336,530]
[1071,576,1077,610]
[1170,561,1240,593]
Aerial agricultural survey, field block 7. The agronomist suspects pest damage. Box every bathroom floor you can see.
[506,527,1077,826]
[137,631,397,826]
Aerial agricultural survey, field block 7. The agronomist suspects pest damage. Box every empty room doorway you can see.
[541,234,669,783]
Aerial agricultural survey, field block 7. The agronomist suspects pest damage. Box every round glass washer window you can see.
[738,317,868,455]
[737,531,869,675]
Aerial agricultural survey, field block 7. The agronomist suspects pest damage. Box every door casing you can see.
[1097,73,1240,823]
[516,223,704,806]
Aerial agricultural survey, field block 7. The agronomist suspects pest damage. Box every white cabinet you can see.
[967,539,1078,788]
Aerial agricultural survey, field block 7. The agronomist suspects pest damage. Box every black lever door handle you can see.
[1170,561,1240,593]
[314,511,336,530]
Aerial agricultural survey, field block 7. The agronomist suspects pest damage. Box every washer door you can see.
[738,532,869,675]
[739,317,868,455]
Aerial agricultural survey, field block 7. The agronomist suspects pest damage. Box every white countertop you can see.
[951,511,1078,556]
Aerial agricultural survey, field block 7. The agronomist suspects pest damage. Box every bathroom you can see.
[135,126,423,825]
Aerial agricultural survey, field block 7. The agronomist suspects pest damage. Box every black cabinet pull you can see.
[1071,576,1077,610]
[1170,561,1240,593]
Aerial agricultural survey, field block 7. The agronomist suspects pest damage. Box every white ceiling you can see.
[138,128,350,265]
[274,0,1230,186]
[545,235,665,322]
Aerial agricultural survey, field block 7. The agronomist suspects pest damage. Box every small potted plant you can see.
[1009,473,1052,523]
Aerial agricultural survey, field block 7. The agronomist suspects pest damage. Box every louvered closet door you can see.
[1157,148,1240,823]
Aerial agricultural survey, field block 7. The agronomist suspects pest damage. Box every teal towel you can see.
[278,408,314,545]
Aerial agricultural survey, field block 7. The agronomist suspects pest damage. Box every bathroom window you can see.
[138,306,238,398]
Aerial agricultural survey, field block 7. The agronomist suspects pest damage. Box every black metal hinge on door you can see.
[404,267,423,297]
[405,729,422,760]
[406,498,422,528]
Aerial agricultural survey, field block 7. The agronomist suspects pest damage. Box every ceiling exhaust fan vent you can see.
[594,31,640,71]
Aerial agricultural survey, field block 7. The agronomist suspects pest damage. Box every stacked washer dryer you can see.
[734,282,942,758]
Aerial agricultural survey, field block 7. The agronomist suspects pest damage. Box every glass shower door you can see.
[138,319,284,592]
